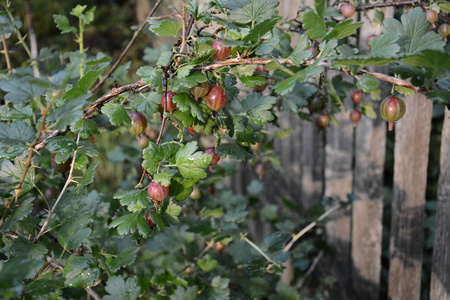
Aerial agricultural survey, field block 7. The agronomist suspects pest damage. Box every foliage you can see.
[0,0,448,299]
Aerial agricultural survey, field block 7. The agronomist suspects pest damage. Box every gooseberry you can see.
[380,95,406,131]
[438,23,450,42]
[148,181,169,201]
[341,3,356,18]
[205,85,227,112]
[426,10,438,28]
[316,114,331,129]
[212,39,231,60]
[366,34,377,49]
[44,187,58,201]
[129,112,147,135]
[255,162,267,179]
[51,154,72,173]
[352,90,364,104]
[190,81,211,101]
[161,91,177,114]
[349,110,362,128]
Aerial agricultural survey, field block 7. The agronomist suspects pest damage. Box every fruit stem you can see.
[388,121,394,131]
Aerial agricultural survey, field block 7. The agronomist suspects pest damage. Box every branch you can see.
[90,0,163,93]
[357,0,422,10]
[24,0,39,78]
[1,34,12,74]
[295,250,324,289]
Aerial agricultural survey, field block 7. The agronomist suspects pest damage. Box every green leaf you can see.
[10,237,47,259]
[290,35,311,65]
[148,20,182,37]
[101,103,132,127]
[356,74,380,92]
[382,7,445,54]
[324,19,363,40]
[103,276,140,300]
[198,255,218,271]
[239,75,266,88]
[109,213,151,238]
[1,198,34,232]
[232,64,257,77]
[333,56,398,67]
[173,94,205,122]
[142,142,164,174]
[53,14,76,34]
[361,102,377,119]
[242,93,277,124]
[70,5,87,17]
[114,189,151,213]
[369,33,400,57]
[172,72,208,91]
[439,1,450,13]
[175,142,211,179]
[171,286,199,300]
[243,18,278,42]
[274,76,297,95]
[402,50,450,76]
[0,105,32,121]
[46,136,77,163]
[0,256,43,289]
[106,248,139,272]
[160,199,182,225]
[0,121,35,159]
[216,144,254,162]
[48,94,90,131]
[217,0,279,24]
[78,68,104,93]
[275,281,300,300]
[169,177,197,201]
[70,119,98,139]
[136,67,163,91]
[0,77,48,105]
[58,211,92,250]
[301,9,326,39]
[395,86,416,97]
[130,92,161,114]
[153,173,173,187]
[64,255,100,288]
[76,160,98,188]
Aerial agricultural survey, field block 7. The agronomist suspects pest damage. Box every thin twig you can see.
[1,34,12,74]
[90,0,163,93]
[357,0,422,10]
[241,234,278,266]
[86,287,101,300]
[34,135,81,242]
[296,250,324,289]
[24,0,39,77]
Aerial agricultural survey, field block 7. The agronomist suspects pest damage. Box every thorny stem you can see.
[34,135,81,242]
[0,99,53,227]
[240,234,278,266]
[90,0,163,93]
[1,34,12,73]
[78,17,85,78]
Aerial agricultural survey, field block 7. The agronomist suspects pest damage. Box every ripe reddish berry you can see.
[214,242,226,253]
[161,91,177,114]
[352,90,364,104]
[147,182,169,201]
[341,3,356,18]
[253,82,268,93]
[438,24,450,42]
[137,135,150,148]
[380,96,406,131]
[44,187,58,201]
[205,147,220,171]
[51,154,72,173]
[146,208,157,228]
[316,114,331,129]
[255,65,268,73]
[189,186,201,200]
[366,34,377,49]
[426,10,438,28]
[129,112,147,135]
[255,162,267,179]
[212,39,232,60]
[349,110,362,128]
[205,85,227,112]
[190,81,211,101]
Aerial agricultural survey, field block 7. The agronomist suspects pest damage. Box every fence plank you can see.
[351,8,392,300]
[388,93,432,300]
[430,107,450,300]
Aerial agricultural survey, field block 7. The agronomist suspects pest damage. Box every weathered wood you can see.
[388,93,432,300]
[350,8,392,300]
[324,79,353,298]
[430,107,450,300]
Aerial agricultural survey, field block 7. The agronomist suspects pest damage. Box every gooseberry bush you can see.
[0,0,449,299]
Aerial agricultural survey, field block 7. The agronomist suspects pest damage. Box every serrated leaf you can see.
[0,105,32,120]
[76,160,98,188]
[333,56,398,67]
[1,198,34,232]
[239,75,266,88]
[175,142,211,179]
[232,64,257,77]
[148,20,182,37]
[160,199,182,225]
[0,77,48,105]
[169,177,196,201]
[48,94,91,131]
[70,5,87,17]
[172,72,208,90]
[114,189,151,213]
[0,256,43,289]
[402,50,450,76]
[136,67,163,91]
[109,213,151,238]
[46,136,77,163]
[10,237,47,260]
[101,103,132,127]
[70,119,98,139]
[106,248,139,272]
[382,7,445,54]
[439,1,450,13]
[301,9,326,39]
[217,0,279,24]
[395,86,416,97]
[361,102,377,119]
[103,276,140,300]
[153,173,173,187]
[216,144,254,162]
[130,92,160,114]
[198,255,218,271]
[242,93,277,124]
[369,33,400,57]
[324,19,363,40]
[356,74,380,92]
[243,18,278,42]
[53,14,76,34]
[58,211,92,250]
[64,255,100,288]
[171,286,199,300]
[142,142,164,174]
[78,68,104,93]
[0,121,35,159]
[290,35,310,65]
[172,94,205,122]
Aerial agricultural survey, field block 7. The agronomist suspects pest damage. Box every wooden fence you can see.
[232,1,450,299]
